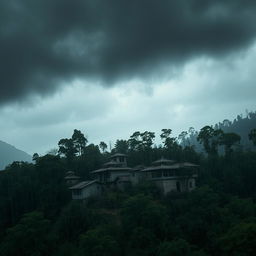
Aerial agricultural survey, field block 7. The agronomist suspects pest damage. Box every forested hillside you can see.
[0,124,256,256]
[180,111,256,152]
[215,111,256,150]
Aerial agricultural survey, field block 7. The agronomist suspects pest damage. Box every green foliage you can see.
[78,226,121,256]
[72,129,87,156]
[140,131,155,148]
[35,155,70,218]
[226,197,256,220]
[1,124,256,255]
[248,128,256,145]
[121,194,168,239]
[32,152,39,161]
[131,131,155,150]
[0,155,69,233]
[160,128,178,150]
[219,132,241,155]
[127,130,156,165]
[91,191,128,209]
[58,138,77,162]
[197,126,223,155]
[54,201,92,242]
[58,129,88,163]
[99,141,107,153]
[114,139,129,154]
[75,143,103,179]
[131,180,162,198]
[129,227,158,256]
[178,131,189,146]
[157,239,191,256]
[0,212,51,256]
[128,131,142,151]
[219,220,256,255]
[51,243,78,256]
[130,226,157,248]
[160,129,172,144]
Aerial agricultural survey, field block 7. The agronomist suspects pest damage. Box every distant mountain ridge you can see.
[0,140,32,170]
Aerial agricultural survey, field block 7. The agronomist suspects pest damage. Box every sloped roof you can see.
[64,175,80,180]
[131,165,145,172]
[179,162,199,167]
[64,170,80,180]
[65,170,75,175]
[69,180,98,190]
[152,158,175,165]
[103,160,122,167]
[142,162,199,172]
[109,153,127,158]
[91,167,132,174]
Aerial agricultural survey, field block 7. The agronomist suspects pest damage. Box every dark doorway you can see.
[176,181,181,192]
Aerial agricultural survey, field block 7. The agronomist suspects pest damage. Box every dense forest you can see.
[183,111,256,152]
[0,113,256,256]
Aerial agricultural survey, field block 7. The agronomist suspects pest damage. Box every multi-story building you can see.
[141,158,198,193]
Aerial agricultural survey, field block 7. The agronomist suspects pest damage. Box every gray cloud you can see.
[1,0,256,104]
[1,42,256,154]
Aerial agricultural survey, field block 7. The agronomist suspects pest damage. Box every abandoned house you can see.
[141,158,198,194]
[68,153,198,200]
[91,153,132,189]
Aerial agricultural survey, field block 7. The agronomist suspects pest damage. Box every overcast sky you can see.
[1,0,256,155]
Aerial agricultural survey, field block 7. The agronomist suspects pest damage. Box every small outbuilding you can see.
[69,180,102,200]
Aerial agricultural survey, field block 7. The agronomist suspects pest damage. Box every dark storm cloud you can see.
[1,0,256,104]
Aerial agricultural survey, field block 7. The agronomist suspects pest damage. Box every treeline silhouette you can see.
[0,119,256,255]
[183,110,256,152]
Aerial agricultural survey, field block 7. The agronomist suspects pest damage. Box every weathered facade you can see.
[69,180,102,200]
[91,153,132,190]
[141,158,198,194]
[129,165,145,185]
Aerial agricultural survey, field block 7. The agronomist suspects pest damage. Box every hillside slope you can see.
[0,140,32,170]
